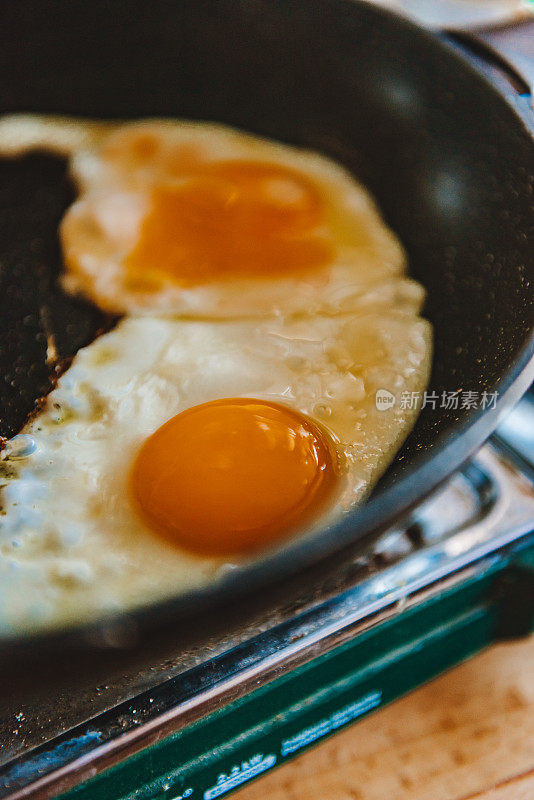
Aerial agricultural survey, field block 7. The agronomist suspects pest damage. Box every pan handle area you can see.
[471,22,534,103]
[444,20,534,129]
[373,1,533,106]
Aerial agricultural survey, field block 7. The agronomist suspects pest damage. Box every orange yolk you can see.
[126,161,334,284]
[130,399,337,555]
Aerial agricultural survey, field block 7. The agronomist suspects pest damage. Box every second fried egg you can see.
[0,115,412,318]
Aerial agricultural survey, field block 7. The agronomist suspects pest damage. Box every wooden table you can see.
[235,636,534,800]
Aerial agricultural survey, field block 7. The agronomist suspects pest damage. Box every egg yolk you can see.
[126,161,334,285]
[131,398,337,555]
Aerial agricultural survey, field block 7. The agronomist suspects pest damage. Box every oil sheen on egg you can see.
[0,115,414,318]
[0,311,431,632]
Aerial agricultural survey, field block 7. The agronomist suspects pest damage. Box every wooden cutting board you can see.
[235,636,534,800]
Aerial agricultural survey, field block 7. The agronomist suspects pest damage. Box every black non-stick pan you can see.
[0,0,533,646]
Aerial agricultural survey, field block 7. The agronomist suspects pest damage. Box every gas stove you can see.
[0,392,532,800]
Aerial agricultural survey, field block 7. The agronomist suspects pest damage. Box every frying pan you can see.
[0,0,532,647]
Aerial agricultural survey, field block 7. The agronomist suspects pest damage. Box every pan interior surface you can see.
[0,0,532,633]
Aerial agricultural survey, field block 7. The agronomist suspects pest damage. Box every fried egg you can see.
[0,115,411,318]
[0,311,431,632]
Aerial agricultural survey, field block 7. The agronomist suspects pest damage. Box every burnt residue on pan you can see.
[0,152,114,438]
